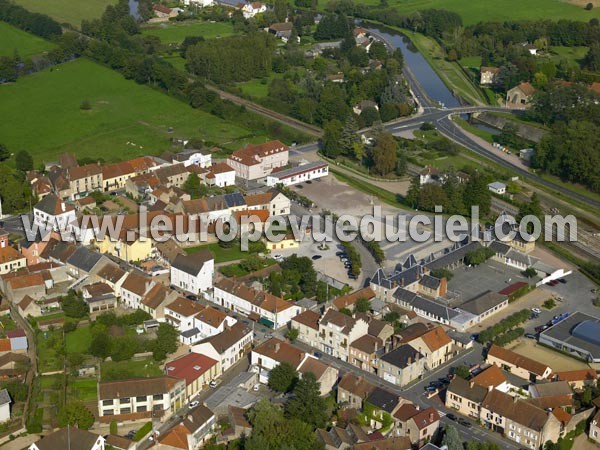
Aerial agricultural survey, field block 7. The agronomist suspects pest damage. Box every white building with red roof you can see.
[165,353,220,399]
[227,140,288,181]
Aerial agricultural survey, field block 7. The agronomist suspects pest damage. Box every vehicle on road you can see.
[312,255,322,260]
[458,418,472,428]
[446,413,457,421]
[186,294,199,301]
[253,384,260,391]
[189,400,200,408]
[314,351,323,358]
[265,333,273,339]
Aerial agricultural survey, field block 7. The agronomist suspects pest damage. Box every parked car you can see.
[209,380,219,388]
[531,307,542,314]
[252,384,260,391]
[314,351,323,358]
[458,419,472,428]
[312,255,322,260]
[186,294,199,301]
[525,333,537,339]
[446,413,457,421]
[535,325,548,333]
[189,400,200,408]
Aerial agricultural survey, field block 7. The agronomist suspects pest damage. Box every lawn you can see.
[186,242,247,263]
[141,21,236,44]
[65,326,92,354]
[549,45,589,67]
[346,0,600,25]
[101,358,163,381]
[37,329,64,373]
[13,0,116,27]
[0,58,267,165]
[0,22,55,58]
[68,378,98,401]
[237,72,285,99]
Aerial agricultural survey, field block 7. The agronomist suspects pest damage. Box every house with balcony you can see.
[316,309,369,362]
[97,376,186,423]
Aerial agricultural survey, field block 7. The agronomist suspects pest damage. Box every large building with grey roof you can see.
[539,312,600,363]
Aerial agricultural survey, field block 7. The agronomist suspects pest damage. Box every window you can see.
[153,394,163,400]
[104,409,114,416]
[136,396,146,402]
[120,407,131,414]
[103,400,114,406]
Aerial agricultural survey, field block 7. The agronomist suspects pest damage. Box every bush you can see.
[420,122,435,131]
[341,242,361,277]
[431,268,453,281]
[361,238,384,264]
[543,298,557,310]
[134,421,153,441]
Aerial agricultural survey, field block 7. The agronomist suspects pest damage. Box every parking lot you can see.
[447,260,531,304]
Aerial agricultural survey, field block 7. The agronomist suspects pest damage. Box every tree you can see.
[110,419,118,435]
[355,297,371,313]
[62,291,88,318]
[182,172,208,199]
[586,2,593,10]
[340,115,359,157]
[285,372,328,428]
[431,268,453,281]
[371,132,397,175]
[321,119,343,158]
[442,424,463,450]
[447,48,458,61]
[522,267,537,278]
[286,328,299,342]
[369,42,387,61]
[454,365,471,379]
[0,144,10,162]
[268,362,298,392]
[360,107,380,127]
[464,247,495,266]
[15,150,33,173]
[89,332,111,359]
[152,323,179,360]
[463,172,491,215]
[532,71,548,89]
[80,99,92,110]
[57,402,95,430]
[405,176,420,208]
[274,0,288,22]
[584,44,600,71]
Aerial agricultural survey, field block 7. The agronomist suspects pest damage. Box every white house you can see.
[213,277,302,329]
[164,297,206,333]
[194,306,237,340]
[0,389,10,422]
[119,272,155,309]
[183,0,213,6]
[227,140,289,181]
[243,190,291,216]
[170,250,214,295]
[242,1,267,18]
[191,322,253,374]
[266,162,329,187]
[206,163,236,188]
[488,182,507,195]
[177,149,212,168]
[33,193,77,233]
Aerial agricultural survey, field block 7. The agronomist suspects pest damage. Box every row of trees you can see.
[341,242,361,276]
[0,0,61,39]
[477,309,530,344]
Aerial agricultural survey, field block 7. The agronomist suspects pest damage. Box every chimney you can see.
[407,357,412,365]
[187,414,193,422]
[439,277,448,297]
[429,412,434,421]
[61,202,66,212]
[274,342,280,352]
[513,396,518,403]
[469,381,475,388]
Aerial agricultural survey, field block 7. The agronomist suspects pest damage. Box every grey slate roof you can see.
[419,274,441,290]
[447,376,489,403]
[172,250,213,276]
[224,192,246,208]
[366,387,401,413]
[425,241,482,271]
[67,247,103,273]
[181,327,200,338]
[459,291,507,316]
[489,240,511,255]
[370,268,392,289]
[411,296,460,321]
[0,389,10,406]
[380,344,423,370]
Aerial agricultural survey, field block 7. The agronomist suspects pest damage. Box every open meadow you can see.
[0,21,55,58]
[0,58,269,164]
[347,0,600,24]
[12,0,116,27]
[141,20,236,44]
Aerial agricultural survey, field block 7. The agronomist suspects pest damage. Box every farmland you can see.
[13,0,116,27]
[141,20,236,44]
[0,58,270,165]
[345,0,600,24]
[0,21,55,58]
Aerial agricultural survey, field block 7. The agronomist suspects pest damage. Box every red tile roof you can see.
[165,353,218,386]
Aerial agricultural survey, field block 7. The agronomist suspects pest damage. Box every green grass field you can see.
[549,46,589,67]
[142,21,235,44]
[13,0,116,27]
[186,242,246,263]
[0,58,267,165]
[68,378,98,401]
[348,0,600,25]
[101,358,163,381]
[0,22,55,58]
[65,326,92,354]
